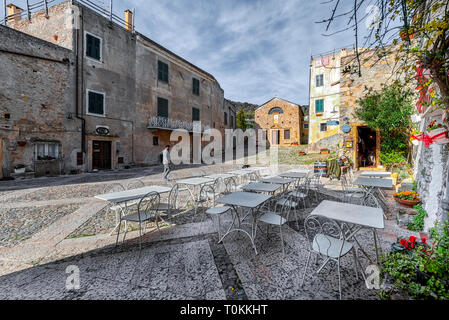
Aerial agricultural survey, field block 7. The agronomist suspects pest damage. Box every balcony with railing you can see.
[147,117,211,133]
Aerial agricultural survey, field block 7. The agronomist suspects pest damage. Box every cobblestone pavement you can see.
[0,162,418,300]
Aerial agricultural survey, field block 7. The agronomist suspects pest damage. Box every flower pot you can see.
[17,141,27,147]
[14,168,25,174]
[391,243,406,253]
[394,197,421,208]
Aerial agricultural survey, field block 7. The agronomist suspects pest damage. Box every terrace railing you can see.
[148,116,211,133]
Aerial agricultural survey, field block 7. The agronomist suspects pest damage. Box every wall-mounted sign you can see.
[96,127,110,135]
[327,120,340,126]
[346,141,353,148]
[342,124,351,133]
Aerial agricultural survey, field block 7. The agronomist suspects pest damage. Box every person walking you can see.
[162,145,171,181]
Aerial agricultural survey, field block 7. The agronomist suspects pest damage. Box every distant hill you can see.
[225,99,259,112]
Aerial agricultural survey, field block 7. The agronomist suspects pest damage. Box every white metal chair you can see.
[301,215,363,300]
[126,179,145,190]
[308,172,323,203]
[103,183,126,235]
[256,193,297,255]
[155,183,180,217]
[115,191,161,250]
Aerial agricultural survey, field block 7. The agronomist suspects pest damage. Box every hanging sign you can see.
[342,124,351,133]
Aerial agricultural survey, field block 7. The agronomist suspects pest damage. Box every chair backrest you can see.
[296,177,311,196]
[103,183,125,194]
[199,184,216,206]
[225,177,238,194]
[364,192,381,208]
[304,215,346,257]
[273,193,296,222]
[168,184,180,211]
[212,178,224,195]
[126,179,145,190]
[137,191,160,220]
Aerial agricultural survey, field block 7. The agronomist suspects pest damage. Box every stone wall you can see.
[0,24,81,176]
[414,114,449,231]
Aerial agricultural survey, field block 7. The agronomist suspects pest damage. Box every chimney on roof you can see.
[124,9,133,31]
[6,4,23,23]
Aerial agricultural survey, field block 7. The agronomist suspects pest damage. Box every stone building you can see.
[254,97,304,147]
[308,48,353,151]
[0,24,80,178]
[1,0,231,175]
[308,47,396,168]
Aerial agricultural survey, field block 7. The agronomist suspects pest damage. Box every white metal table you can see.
[352,176,393,208]
[216,192,272,254]
[310,200,385,264]
[205,173,236,180]
[359,171,392,178]
[241,182,282,195]
[95,186,172,235]
[261,176,295,192]
[176,177,215,213]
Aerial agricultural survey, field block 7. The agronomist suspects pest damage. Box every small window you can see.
[315,99,324,113]
[284,129,290,140]
[316,74,324,87]
[87,90,105,115]
[192,107,200,121]
[153,136,159,146]
[158,61,169,82]
[157,97,169,118]
[35,143,59,161]
[268,107,284,115]
[230,116,234,128]
[224,112,228,125]
[320,123,328,132]
[192,78,200,95]
[85,33,101,61]
[303,123,309,129]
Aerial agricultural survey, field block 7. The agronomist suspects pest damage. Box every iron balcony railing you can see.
[148,116,211,133]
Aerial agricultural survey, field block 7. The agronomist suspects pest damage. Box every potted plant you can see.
[320,148,330,154]
[394,191,421,207]
[299,151,307,156]
[17,141,27,147]
[14,164,26,174]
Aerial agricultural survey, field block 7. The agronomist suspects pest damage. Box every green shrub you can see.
[408,204,428,232]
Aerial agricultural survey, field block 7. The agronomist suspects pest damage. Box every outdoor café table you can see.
[360,171,392,178]
[310,200,385,264]
[176,177,215,213]
[95,186,172,235]
[216,192,272,255]
[261,176,295,192]
[352,176,393,208]
[279,172,307,179]
[241,182,282,195]
[205,173,237,180]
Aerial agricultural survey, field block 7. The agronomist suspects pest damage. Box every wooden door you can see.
[92,140,112,170]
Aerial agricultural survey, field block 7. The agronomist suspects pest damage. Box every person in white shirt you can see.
[162,145,171,181]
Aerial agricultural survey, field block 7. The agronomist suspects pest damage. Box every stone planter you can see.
[14,168,25,174]
[395,204,418,227]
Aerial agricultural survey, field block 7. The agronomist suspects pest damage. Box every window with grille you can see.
[284,129,290,139]
[320,123,328,132]
[85,33,101,61]
[157,97,169,118]
[35,143,59,161]
[224,112,228,125]
[158,61,169,82]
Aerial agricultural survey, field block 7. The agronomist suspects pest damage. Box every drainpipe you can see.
[74,4,86,156]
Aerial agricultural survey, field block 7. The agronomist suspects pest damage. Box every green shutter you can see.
[86,34,101,60]
[88,91,104,115]
[157,98,169,118]
[192,107,200,121]
[315,99,324,113]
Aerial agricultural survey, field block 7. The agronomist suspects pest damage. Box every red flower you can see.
[409,236,417,243]
[421,238,427,244]
[400,239,410,249]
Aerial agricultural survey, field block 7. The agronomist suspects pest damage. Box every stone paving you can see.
[0,162,419,300]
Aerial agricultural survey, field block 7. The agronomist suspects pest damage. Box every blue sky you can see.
[9,0,376,105]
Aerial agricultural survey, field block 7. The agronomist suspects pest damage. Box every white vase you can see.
[14,168,25,174]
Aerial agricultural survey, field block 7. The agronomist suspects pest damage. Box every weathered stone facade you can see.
[2,1,230,174]
[0,24,81,177]
[254,98,304,146]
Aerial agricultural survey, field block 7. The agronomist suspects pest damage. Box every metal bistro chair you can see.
[255,193,297,255]
[103,183,126,235]
[289,177,311,210]
[115,191,161,250]
[126,179,145,190]
[201,183,233,242]
[301,215,364,300]
[341,174,367,204]
[198,179,222,213]
[308,172,323,203]
[155,183,180,217]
